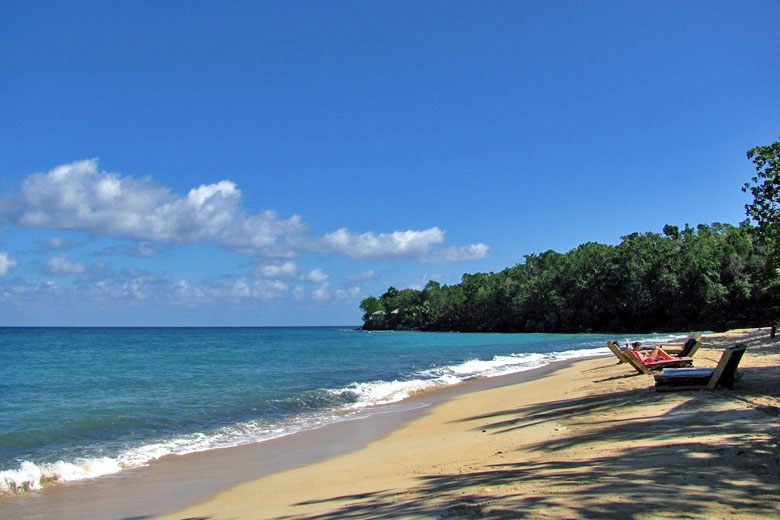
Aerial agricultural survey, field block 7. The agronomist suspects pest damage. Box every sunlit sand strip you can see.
[158,327,780,519]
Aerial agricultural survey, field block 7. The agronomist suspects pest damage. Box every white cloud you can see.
[1,161,492,270]
[121,276,154,300]
[300,267,329,283]
[256,261,298,279]
[228,279,252,299]
[119,275,290,303]
[45,254,86,276]
[216,278,289,300]
[171,280,206,305]
[347,269,378,281]
[2,159,305,254]
[321,227,446,260]
[312,282,330,301]
[421,243,490,263]
[0,252,18,276]
[336,287,362,299]
[0,265,305,309]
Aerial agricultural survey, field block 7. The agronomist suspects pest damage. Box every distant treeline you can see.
[360,222,780,333]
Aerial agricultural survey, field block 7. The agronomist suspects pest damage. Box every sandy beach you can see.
[157,328,780,519]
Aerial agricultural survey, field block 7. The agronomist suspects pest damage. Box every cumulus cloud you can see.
[45,254,86,276]
[120,275,157,300]
[336,287,362,299]
[171,280,206,305]
[1,160,491,267]
[0,252,18,276]
[162,277,290,302]
[221,278,289,300]
[256,261,298,279]
[0,262,359,311]
[300,268,329,283]
[1,159,305,254]
[321,227,446,260]
[421,243,490,263]
[101,272,291,303]
[312,282,330,301]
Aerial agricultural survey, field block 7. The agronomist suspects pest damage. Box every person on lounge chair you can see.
[630,342,674,362]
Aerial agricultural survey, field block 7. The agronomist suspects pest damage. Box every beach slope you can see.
[160,328,780,519]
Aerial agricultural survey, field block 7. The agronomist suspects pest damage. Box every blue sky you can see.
[1,1,778,326]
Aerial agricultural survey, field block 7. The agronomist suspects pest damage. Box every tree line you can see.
[360,139,780,333]
[360,222,779,332]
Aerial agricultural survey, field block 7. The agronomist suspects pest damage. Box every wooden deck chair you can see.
[654,344,747,391]
[663,333,702,357]
[627,349,693,373]
[607,341,686,374]
[678,334,703,357]
[607,341,693,375]
[606,341,632,364]
[608,341,652,374]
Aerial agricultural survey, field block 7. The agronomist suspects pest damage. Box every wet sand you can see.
[157,328,780,519]
[0,356,570,519]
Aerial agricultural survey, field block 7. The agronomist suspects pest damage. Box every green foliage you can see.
[743,138,780,248]
[361,140,780,332]
[361,222,780,333]
[359,296,384,322]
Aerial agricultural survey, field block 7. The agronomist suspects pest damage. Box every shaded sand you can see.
[159,328,780,519]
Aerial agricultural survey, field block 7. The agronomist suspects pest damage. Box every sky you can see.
[1,1,778,326]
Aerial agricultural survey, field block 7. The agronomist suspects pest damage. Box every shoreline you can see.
[1,328,622,501]
[0,353,584,520]
[2,328,777,519]
[156,327,780,519]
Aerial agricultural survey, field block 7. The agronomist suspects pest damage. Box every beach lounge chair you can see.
[606,341,632,364]
[643,334,701,356]
[607,341,693,375]
[654,344,747,391]
[627,349,694,373]
[676,334,703,358]
[652,334,702,357]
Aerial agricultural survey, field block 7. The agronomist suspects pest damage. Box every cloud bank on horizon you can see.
[0,160,489,324]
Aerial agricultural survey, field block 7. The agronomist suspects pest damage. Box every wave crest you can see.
[1,343,614,496]
[1,458,122,495]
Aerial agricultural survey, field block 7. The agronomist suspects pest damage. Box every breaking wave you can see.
[2,338,672,496]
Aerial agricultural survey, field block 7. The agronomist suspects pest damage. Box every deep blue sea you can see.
[0,327,683,495]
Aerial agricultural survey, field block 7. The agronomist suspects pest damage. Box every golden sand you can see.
[158,328,780,519]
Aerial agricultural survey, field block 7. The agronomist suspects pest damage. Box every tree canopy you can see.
[360,222,779,333]
[361,140,780,333]
[743,137,780,251]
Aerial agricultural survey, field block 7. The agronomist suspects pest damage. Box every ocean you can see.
[0,327,683,497]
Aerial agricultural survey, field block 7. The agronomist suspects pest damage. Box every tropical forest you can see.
[359,139,780,333]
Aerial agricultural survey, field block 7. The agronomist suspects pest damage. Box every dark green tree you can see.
[359,296,384,325]
[361,225,779,331]
[743,138,780,248]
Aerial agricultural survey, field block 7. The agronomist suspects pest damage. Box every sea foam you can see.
[0,342,628,496]
[1,458,122,494]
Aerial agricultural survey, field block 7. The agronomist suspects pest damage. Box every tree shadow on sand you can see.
[271,387,780,519]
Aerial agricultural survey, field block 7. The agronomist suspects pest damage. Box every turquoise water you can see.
[0,327,683,495]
